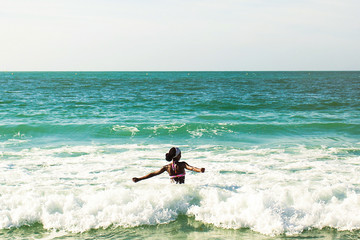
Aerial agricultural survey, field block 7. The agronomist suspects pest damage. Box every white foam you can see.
[187,126,233,138]
[145,123,186,134]
[112,125,139,136]
[187,184,360,236]
[1,144,360,236]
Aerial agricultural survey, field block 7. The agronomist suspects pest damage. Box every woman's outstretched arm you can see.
[184,162,205,173]
[132,166,167,183]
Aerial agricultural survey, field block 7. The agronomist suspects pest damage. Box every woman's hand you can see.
[132,177,139,183]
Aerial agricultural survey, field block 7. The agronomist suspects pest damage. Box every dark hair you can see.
[165,147,176,161]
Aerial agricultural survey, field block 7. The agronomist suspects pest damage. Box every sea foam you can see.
[1,144,360,235]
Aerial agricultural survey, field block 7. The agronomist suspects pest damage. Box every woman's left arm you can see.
[184,162,205,173]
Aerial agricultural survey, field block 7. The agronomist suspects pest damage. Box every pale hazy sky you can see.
[1,0,359,71]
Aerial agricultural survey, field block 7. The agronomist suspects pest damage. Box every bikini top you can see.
[170,161,185,179]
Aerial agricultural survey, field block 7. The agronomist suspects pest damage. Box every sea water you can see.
[0,71,359,239]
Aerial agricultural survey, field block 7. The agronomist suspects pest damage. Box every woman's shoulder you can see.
[163,163,172,169]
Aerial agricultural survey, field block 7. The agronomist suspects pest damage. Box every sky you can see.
[0,0,359,71]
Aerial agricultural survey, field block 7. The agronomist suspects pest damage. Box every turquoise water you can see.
[1,72,360,239]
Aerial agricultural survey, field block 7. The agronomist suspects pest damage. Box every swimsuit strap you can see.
[172,161,175,171]
[170,173,186,179]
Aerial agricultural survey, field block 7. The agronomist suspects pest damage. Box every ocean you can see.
[0,71,359,239]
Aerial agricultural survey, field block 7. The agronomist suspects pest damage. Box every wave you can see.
[2,184,360,236]
[0,122,358,141]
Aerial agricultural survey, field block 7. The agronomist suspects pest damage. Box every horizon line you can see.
[1,70,360,72]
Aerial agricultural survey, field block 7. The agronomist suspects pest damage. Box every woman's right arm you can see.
[132,166,167,183]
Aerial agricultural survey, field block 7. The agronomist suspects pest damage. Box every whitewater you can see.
[1,143,360,236]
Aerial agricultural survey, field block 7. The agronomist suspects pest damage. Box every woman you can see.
[132,147,205,184]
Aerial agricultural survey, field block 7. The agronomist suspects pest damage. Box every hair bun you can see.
[165,147,176,161]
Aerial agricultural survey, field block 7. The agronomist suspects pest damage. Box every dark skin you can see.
[132,154,205,184]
